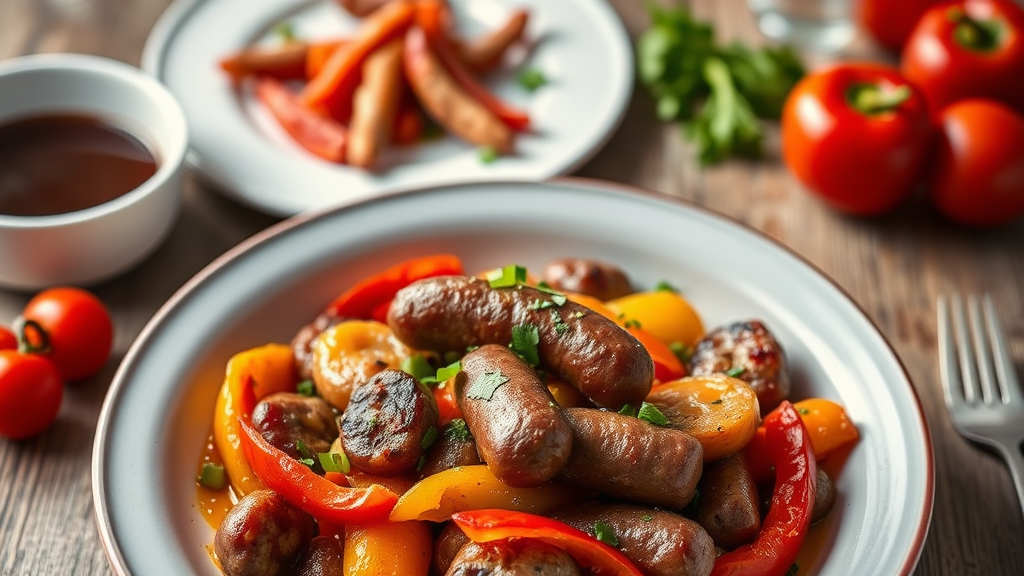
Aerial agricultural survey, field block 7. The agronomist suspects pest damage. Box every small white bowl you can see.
[0,53,188,290]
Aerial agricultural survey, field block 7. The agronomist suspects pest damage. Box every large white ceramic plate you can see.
[142,0,633,217]
[92,180,933,576]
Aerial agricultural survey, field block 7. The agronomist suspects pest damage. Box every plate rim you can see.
[91,176,935,576]
[140,0,636,217]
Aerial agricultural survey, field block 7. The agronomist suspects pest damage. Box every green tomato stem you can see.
[948,7,1003,52]
[847,83,912,115]
[15,318,51,355]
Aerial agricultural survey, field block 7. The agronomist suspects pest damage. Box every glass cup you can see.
[747,0,855,53]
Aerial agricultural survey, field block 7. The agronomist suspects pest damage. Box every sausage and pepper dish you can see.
[197,254,860,576]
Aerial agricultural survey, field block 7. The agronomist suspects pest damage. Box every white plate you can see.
[92,179,933,576]
[142,0,633,216]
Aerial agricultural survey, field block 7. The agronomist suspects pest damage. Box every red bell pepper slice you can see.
[451,509,644,576]
[238,418,398,524]
[416,0,531,131]
[711,401,817,576]
[256,78,348,162]
[326,254,464,322]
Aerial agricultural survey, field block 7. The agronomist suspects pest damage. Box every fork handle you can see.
[997,438,1024,518]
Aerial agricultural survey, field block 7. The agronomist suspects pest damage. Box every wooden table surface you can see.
[1,0,1023,574]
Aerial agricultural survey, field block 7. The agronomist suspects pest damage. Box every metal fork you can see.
[938,294,1024,517]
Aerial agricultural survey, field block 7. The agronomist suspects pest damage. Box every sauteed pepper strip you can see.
[212,343,298,496]
[451,509,645,576]
[711,401,817,576]
[238,418,399,524]
[326,253,464,322]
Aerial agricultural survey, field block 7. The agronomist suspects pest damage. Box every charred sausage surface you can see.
[689,320,790,414]
[214,490,315,576]
[695,452,761,549]
[446,539,581,576]
[419,418,482,478]
[542,258,633,301]
[251,392,339,465]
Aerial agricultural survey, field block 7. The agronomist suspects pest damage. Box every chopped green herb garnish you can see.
[593,521,619,547]
[401,354,435,382]
[551,309,569,334]
[641,514,654,522]
[536,281,554,290]
[488,264,528,288]
[618,404,637,417]
[416,455,427,472]
[724,366,745,378]
[423,361,462,385]
[466,371,511,401]
[296,379,315,397]
[272,21,296,42]
[533,284,568,305]
[637,402,669,426]
[295,440,316,467]
[573,311,585,319]
[466,345,479,353]
[518,68,548,92]
[317,451,350,474]
[624,319,642,329]
[530,299,556,310]
[445,418,473,442]
[510,323,540,366]
[421,426,438,450]
[479,146,499,164]
[198,463,227,490]
[655,280,680,293]
[785,563,799,576]
[669,342,692,364]
[710,399,723,405]
[798,407,810,415]
[367,415,379,429]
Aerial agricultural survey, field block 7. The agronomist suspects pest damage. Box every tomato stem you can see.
[847,83,912,115]
[948,7,1002,52]
[15,318,51,355]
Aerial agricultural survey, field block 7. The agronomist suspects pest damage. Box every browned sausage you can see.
[446,539,581,576]
[542,258,633,301]
[420,418,482,478]
[387,275,653,409]
[453,9,529,73]
[214,490,316,576]
[291,311,344,380]
[340,369,439,475]
[689,320,790,414]
[553,503,715,576]
[335,0,392,17]
[812,467,836,524]
[695,452,761,549]
[556,407,703,509]
[433,522,471,576]
[294,535,345,576]
[455,344,572,486]
[251,392,339,466]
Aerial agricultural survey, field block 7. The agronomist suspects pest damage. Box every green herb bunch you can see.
[637,4,805,165]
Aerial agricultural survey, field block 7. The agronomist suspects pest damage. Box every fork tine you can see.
[950,294,980,404]
[983,294,1020,405]
[968,294,997,405]
[939,295,971,409]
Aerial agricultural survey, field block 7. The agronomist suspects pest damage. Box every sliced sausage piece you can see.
[294,535,345,576]
[542,258,633,301]
[456,344,572,486]
[251,392,339,465]
[554,503,715,576]
[694,452,761,549]
[689,320,791,414]
[214,490,316,576]
[340,369,439,475]
[556,407,703,509]
[420,418,482,478]
[433,522,471,576]
[446,539,581,576]
[387,275,653,409]
[812,468,837,524]
[291,311,344,380]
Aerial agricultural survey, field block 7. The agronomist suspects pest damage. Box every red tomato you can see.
[0,351,63,439]
[929,99,1024,226]
[902,0,1024,117]
[858,0,940,52]
[781,63,932,215]
[20,287,113,381]
[0,326,16,351]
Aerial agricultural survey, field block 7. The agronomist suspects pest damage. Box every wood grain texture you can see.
[1,0,1023,575]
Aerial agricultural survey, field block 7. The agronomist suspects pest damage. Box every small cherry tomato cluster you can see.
[0,287,113,440]
[783,0,1024,227]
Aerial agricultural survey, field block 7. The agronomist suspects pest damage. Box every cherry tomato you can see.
[858,0,940,52]
[929,99,1024,226]
[20,287,113,381]
[0,326,16,351]
[781,63,932,215]
[0,351,63,439]
[902,0,1024,117]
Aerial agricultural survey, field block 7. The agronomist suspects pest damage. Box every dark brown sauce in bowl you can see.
[0,113,157,217]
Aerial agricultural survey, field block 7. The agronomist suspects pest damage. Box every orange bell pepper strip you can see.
[627,325,685,382]
[343,520,433,576]
[416,0,531,131]
[212,343,298,497]
[256,78,348,162]
[433,377,462,427]
[301,0,416,121]
[326,254,464,322]
[451,509,645,576]
[238,418,399,524]
[305,39,348,80]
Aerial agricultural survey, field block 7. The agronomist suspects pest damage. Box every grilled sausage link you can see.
[446,539,581,576]
[433,522,471,576]
[456,344,573,486]
[214,490,315,576]
[291,311,344,380]
[556,407,703,509]
[554,503,715,576]
[420,418,482,478]
[695,452,761,549]
[294,535,345,576]
[689,320,790,414]
[340,369,439,475]
[542,258,633,301]
[251,392,339,467]
[387,276,653,409]
[812,468,837,524]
